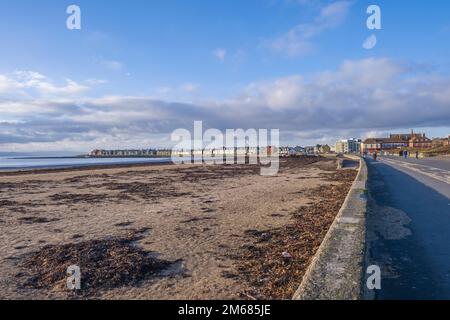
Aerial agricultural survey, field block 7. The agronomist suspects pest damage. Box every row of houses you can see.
[91,131,447,159]
[89,149,171,157]
[89,147,279,158]
[279,145,332,157]
[173,147,273,157]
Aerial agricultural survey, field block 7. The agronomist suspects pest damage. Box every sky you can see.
[0,0,449,153]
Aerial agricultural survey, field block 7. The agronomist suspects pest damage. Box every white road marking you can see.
[381,158,450,184]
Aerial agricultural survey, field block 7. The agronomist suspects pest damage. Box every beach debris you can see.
[244,230,272,243]
[114,221,134,227]
[49,193,109,204]
[18,216,59,224]
[0,199,19,207]
[281,252,293,259]
[17,231,176,297]
[261,233,271,241]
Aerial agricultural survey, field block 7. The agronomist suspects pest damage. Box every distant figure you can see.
[373,152,378,161]
[415,151,419,159]
[404,151,408,159]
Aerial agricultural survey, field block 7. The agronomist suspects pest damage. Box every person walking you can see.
[415,151,419,159]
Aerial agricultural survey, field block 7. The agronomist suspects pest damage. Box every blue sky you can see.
[0,0,449,152]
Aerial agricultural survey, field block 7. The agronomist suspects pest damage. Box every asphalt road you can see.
[364,155,450,300]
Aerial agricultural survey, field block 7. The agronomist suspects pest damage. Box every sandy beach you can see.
[0,156,357,300]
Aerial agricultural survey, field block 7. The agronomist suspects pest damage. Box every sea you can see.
[0,156,172,171]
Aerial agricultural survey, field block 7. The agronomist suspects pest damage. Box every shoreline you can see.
[0,160,175,176]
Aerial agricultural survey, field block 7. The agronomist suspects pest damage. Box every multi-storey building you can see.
[335,139,361,154]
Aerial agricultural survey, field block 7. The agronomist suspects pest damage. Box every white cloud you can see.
[0,75,23,93]
[36,79,88,96]
[0,71,88,97]
[213,48,227,61]
[265,1,352,56]
[242,75,307,109]
[315,58,406,87]
[1,58,450,151]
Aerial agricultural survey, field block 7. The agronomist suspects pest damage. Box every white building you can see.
[335,139,361,154]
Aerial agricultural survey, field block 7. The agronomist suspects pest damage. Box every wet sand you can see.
[0,157,357,300]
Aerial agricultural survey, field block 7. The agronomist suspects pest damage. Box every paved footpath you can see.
[364,155,450,299]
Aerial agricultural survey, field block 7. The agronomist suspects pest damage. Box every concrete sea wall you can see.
[293,156,368,300]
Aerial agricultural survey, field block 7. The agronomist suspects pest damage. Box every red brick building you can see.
[362,130,432,154]
[409,134,432,149]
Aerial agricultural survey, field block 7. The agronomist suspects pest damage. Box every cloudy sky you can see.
[0,0,449,153]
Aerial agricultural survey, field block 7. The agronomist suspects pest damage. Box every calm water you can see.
[0,157,172,171]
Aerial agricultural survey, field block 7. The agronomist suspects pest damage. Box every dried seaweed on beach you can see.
[230,169,357,300]
[18,216,59,224]
[17,231,174,297]
[49,193,110,204]
[320,168,359,182]
[0,199,19,207]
